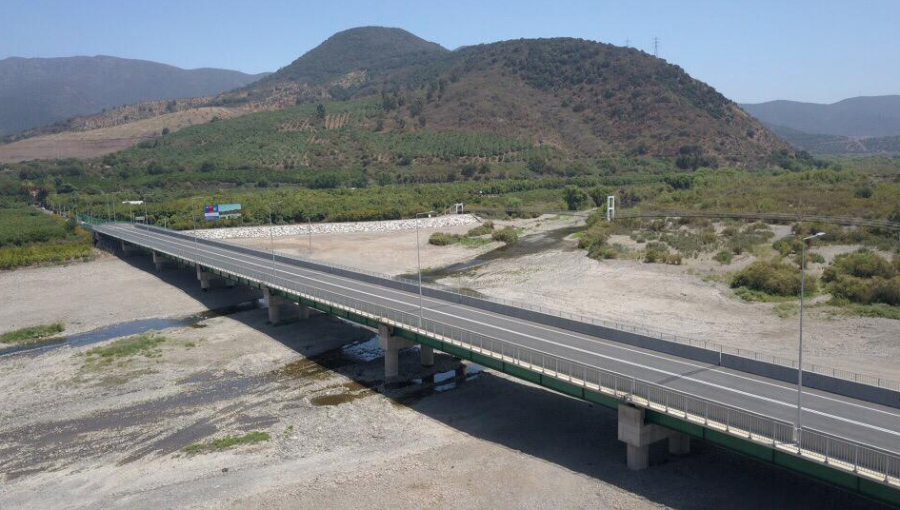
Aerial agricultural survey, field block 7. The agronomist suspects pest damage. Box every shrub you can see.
[714,250,734,265]
[823,249,895,281]
[466,221,495,237]
[772,236,803,257]
[731,260,816,297]
[492,227,519,245]
[428,232,459,246]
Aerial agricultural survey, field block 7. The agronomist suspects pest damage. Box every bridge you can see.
[90,221,900,507]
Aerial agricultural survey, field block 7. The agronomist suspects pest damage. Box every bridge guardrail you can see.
[101,223,900,489]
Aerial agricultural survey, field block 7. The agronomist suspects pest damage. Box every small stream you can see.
[0,300,261,358]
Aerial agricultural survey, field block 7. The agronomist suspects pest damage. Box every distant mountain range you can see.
[0,56,268,136]
[0,27,789,165]
[741,96,900,155]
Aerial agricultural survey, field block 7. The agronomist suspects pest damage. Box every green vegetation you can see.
[183,431,270,454]
[83,332,167,364]
[714,250,734,265]
[0,322,64,345]
[491,226,519,246]
[465,221,494,237]
[0,201,94,270]
[731,260,817,298]
[643,242,682,265]
[823,249,900,307]
[427,231,492,248]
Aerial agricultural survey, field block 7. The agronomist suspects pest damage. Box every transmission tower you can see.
[653,36,659,57]
[625,38,630,48]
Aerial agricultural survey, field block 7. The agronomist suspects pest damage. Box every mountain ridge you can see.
[741,95,900,137]
[0,55,268,136]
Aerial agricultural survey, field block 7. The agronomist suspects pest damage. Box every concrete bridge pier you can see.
[263,287,307,325]
[196,265,235,291]
[420,345,435,367]
[120,240,141,258]
[151,251,176,271]
[618,404,690,470]
[378,324,415,379]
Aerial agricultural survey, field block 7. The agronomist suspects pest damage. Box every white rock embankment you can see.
[192,214,481,240]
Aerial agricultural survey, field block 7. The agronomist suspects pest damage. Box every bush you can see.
[466,221,495,237]
[731,260,816,297]
[428,232,459,246]
[714,250,734,265]
[772,236,803,257]
[793,251,825,268]
[492,227,519,245]
[823,249,895,281]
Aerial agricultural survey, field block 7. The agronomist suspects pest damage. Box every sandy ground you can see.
[0,253,259,337]
[0,254,880,509]
[231,221,505,277]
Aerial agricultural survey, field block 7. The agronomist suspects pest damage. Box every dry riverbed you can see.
[0,219,893,509]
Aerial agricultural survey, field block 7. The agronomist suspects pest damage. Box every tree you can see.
[316,103,326,120]
[563,185,589,211]
[460,164,478,179]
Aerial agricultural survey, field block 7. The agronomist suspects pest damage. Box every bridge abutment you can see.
[618,404,689,470]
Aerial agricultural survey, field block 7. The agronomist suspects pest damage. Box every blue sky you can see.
[1,0,897,104]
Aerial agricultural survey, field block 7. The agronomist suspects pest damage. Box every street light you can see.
[415,210,436,328]
[796,231,825,441]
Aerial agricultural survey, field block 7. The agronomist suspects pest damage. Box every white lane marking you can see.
[113,226,900,435]
[117,225,900,421]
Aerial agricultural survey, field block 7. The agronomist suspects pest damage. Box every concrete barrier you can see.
[127,223,900,410]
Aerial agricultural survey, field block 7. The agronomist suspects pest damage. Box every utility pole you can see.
[653,36,659,57]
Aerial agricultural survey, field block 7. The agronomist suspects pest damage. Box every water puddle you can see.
[0,300,260,358]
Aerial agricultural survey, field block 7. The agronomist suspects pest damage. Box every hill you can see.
[766,123,900,155]
[741,96,900,137]
[1,28,788,166]
[0,55,267,136]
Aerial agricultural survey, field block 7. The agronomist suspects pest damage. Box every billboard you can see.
[204,203,241,221]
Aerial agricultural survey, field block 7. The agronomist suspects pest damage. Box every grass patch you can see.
[825,300,900,320]
[773,302,799,318]
[0,322,64,345]
[183,431,270,454]
[733,286,798,303]
[83,331,167,364]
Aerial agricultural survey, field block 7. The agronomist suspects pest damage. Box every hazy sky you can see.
[1,0,897,104]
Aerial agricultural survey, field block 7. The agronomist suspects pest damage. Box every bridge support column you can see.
[197,266,233,291]
[152,251,176,271]
[378,324,415,379]
[120,240,141,257]
[420,345,434,367]
[618,404,681,470]
[264,287,302,325]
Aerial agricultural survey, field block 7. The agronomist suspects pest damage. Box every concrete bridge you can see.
[93,222,900,507]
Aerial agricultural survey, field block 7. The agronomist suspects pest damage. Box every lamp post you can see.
[796,231,825,442]
[415,210,436,328]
